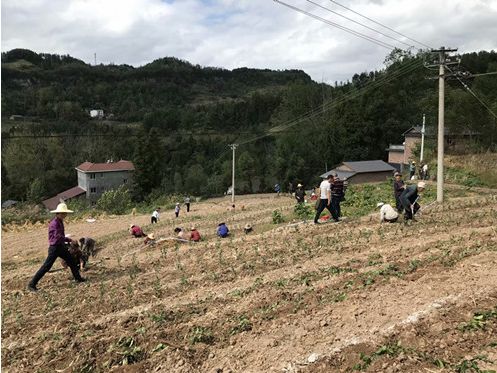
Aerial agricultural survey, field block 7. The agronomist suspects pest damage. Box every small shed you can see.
[320,160,395,184]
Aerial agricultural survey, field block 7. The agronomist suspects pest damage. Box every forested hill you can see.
[2,48,497,204]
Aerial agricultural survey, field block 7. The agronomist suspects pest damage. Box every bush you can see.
[294,203,314,220]
[272,209,284,224]
[96,185,132,215]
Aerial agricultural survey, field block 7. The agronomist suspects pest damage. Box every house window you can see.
[100,186,106,193]
[90,187,97,193]
[123,179,127,184]
[99,173,104,178]
[90,173,96,179]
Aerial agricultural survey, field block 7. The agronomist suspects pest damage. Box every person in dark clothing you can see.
[393,172,405,212]
[184,196,191,212]
[330,174,346,221]
[400,182,426,221]
[295,183,306,204]
[27,202,86,292]
[314,175,334,224]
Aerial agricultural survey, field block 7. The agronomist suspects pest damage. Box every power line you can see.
[238,58,423,145]
[274,0,396,50]
[306,0,415,49]
[446,66,497,120]
[239,59,422,144]
[326,0,432,49]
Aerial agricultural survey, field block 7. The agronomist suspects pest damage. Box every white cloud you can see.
[2,0,497,82]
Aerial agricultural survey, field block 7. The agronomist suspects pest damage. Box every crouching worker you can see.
[400,181,426,221]
[377,202,399,223]
[27,202,86,292]
[189,226,201,242]
[217,222,229,238]
[244,223,253,234]
[144,233,156,245]
[130,224,146,238]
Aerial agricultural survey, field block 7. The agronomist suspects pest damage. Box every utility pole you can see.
[429,47,458,203]
[94,53,97,66]
[229,144,238,204]
[420,114,426,163]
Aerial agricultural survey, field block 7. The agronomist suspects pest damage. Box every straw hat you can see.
[417,181,426,189]
[244,223,252,230]
[376,202,384,208]
[190,226,196,231]
[147,233,155,240]
[297,183,303,187]
[50,202,73,214]
[394,172,401,177]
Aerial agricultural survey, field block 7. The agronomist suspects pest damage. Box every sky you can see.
[2,0,497,83]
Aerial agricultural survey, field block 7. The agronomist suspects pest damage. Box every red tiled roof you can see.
[42,186,86,211]
[76,160,135,172]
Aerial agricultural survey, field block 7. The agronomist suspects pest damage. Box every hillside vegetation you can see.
[2,48,497,203]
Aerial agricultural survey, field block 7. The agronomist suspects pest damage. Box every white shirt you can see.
[319,179,331,199]
[422,164,428,171]
[152,210,160,219]
[380,204,399,222]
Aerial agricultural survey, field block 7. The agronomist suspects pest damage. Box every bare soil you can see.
[2,191,497,373]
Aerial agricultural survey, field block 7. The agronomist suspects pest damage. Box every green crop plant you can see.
[230,315,253,335]
[188,326,214,344]
[272,209,284,224]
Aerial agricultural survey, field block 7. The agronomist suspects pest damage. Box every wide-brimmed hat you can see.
[190,226,196,231]
[417,181,426,189]
[394,172,401,177]
[147,233,155,240]
[376,202,384,208]
[297,183,303,187]
[50,202,73,214]
[244,223,252,230]
[176,203,180,205]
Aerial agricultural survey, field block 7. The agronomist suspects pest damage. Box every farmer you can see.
[217,222,230,238]
[130,224,146,238]
[184,196,191,212]
[244,223,253,234]
[189,226,201,242]
[422,163,429,180]
[409,161,416,180]
[174,203,181,218]
[174,227,186,240]
[151,207,160,224]
[295,183,306,204]
[144,233,156,245]
[287,182,294,196]
[60,240,85,271]
[393,172,405,212]
[400,181,426,221]
[331,173,346,221]
[314,174,334,224]
[79,237,97,269]
[377,202,399,223]
[27,202,86,292]
[274,183,281,196]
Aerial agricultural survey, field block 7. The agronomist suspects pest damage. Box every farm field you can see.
[2,187,497,372]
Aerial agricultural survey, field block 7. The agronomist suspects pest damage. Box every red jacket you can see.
[190,230,201,242]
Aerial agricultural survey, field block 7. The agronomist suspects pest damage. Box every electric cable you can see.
[326,0,432,49]
[306,0,415,49]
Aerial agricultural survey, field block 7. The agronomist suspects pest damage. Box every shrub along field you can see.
[2,183,497,372]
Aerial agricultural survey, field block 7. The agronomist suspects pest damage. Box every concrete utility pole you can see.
[420,114,426,163]
[430,47,458,203]
[229,144,238,204]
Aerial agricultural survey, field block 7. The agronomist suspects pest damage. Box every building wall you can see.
[77,170,88,191]
[388,151,404,164]
[82,170,133,202]
[348,171,393,184]
[404,136,421,164]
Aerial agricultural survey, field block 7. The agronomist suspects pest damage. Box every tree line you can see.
[1,48,496,204]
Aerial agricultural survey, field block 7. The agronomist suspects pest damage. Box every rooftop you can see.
[42,186,86,211]
[76,160,135,173]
